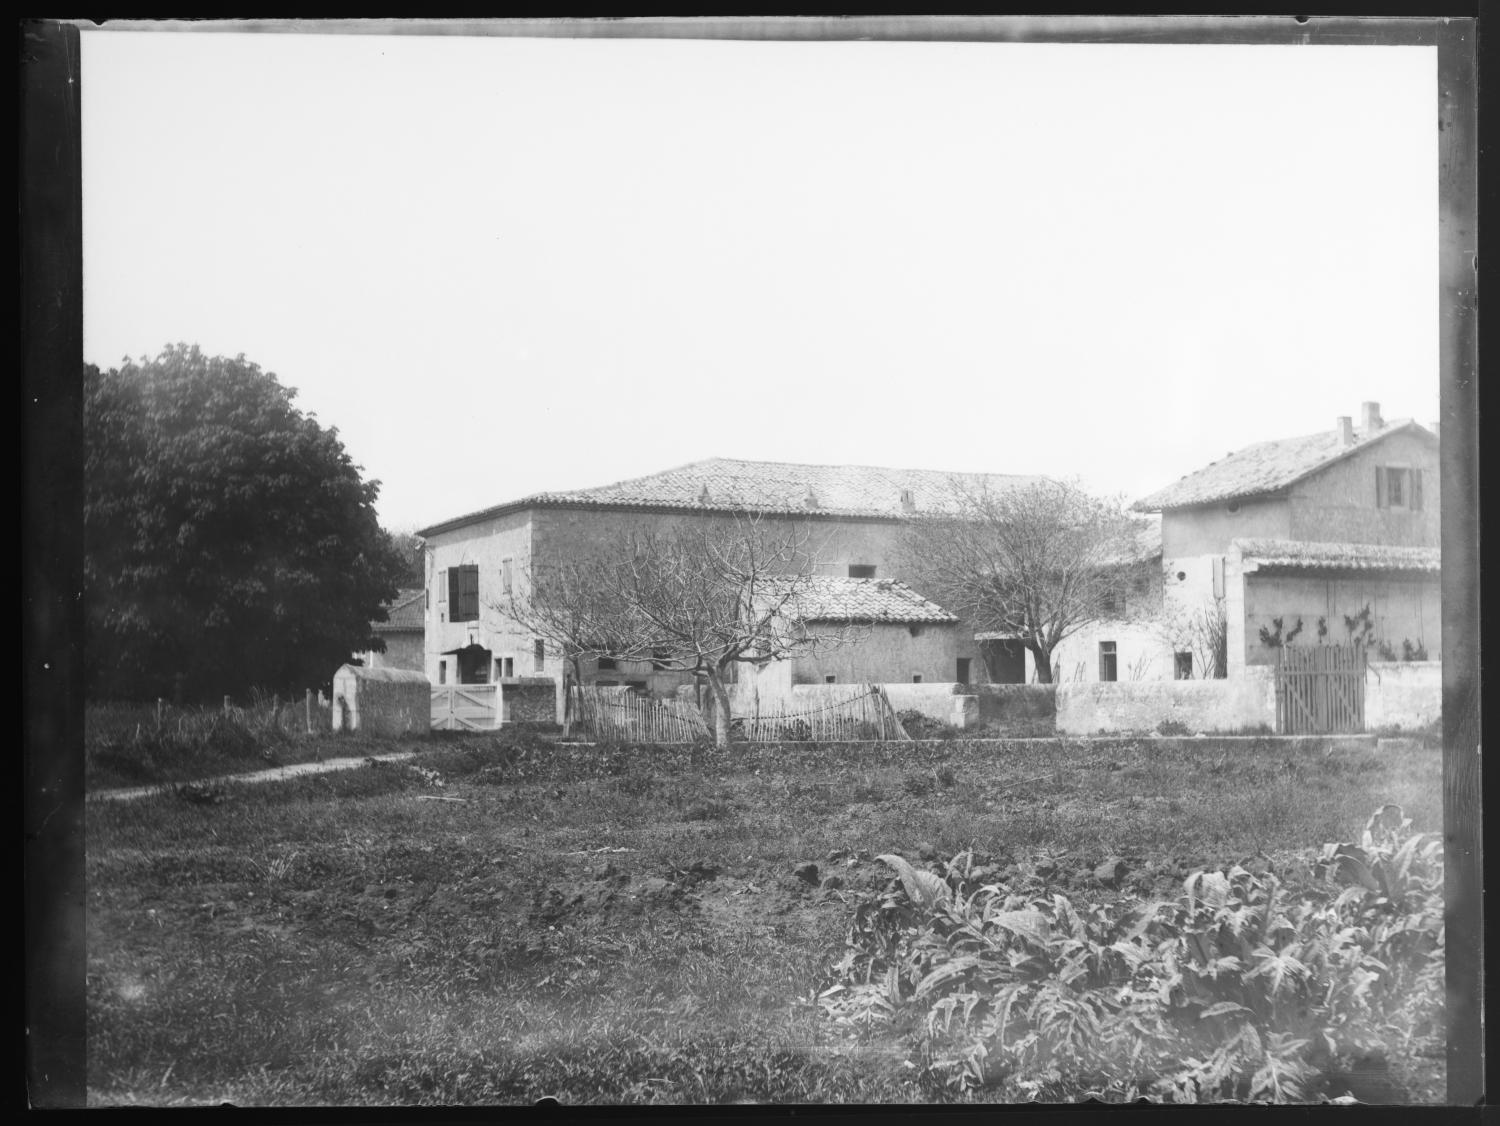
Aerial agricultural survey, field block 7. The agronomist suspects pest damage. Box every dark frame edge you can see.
[22,17,87,1109]
[1435,15,1483,1111]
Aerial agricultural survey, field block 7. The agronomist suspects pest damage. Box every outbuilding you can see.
[331,664,430,736]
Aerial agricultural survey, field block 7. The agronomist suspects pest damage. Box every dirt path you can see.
[87,749,421,802]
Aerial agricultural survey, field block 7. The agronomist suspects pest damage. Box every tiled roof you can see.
[1132,421,1434,512]
[1234,538,1441,573]
[371,588,425,633]
[767,577,959,624]
[418,457,1047,536]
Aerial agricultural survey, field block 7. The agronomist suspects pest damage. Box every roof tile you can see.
[767,577,959,624]
[370,588,425,632]
[1234,538,1440,573]
[420,457,1046,535]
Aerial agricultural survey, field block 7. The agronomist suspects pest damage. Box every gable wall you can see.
[1286,430,1439,546]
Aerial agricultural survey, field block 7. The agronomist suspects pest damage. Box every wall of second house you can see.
[787,621,981,687]
[1287,429,1439,547]
[359,631,425,673]
[530,506,915,584]
[1239,572,1442,668]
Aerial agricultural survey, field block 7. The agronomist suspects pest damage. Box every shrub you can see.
[819,804,1443,1103]
[899,709,960,740]
[1156,719,1192,737]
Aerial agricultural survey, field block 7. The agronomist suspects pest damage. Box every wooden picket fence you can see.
[568,683,913,743]
[1274,643,1366,735]
[570,686,712,743]
[737,685,912,743]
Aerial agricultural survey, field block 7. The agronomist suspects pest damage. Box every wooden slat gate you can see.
[1274,644,1365,734]
[431,684,498,731]
[571,687,713,743]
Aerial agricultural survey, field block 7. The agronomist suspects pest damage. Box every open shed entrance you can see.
[442,643,492,685]
[981,639,1028,684]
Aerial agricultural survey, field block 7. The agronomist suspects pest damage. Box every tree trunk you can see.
[1030,643,1054,684]
[706,667,734,748]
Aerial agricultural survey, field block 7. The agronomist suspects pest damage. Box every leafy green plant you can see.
[1258,617,1304,650]
[820,805,1443,1103]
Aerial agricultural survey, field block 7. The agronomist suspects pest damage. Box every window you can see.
[651,648,671,670]
[1098,641,1118,682]
[438,660,447,685]
[597,656,618,671]
[912,674,923,684]
[533,639,545,672]
[503,657,514,678]
[1377,466,1424,511]
[825,675,837,684]
[848,564,876,579]
[956,658,971,685]
[437,570,447,604]
[448,565,479,622]
[1174,651,1193,680]
[501,558,513,595]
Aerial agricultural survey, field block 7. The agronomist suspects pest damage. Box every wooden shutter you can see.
[1411,468,1423,511]
[457,566,479,620]
[1375,466,1388,509]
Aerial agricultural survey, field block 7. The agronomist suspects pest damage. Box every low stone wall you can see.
[972,684,1057,724]
[501,678,557,724]
[1365,661,1441,730]
[1055,667,1275,735]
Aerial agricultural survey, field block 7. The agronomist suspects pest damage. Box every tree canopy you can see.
[84,344,407,701]
[902,478,1146,683]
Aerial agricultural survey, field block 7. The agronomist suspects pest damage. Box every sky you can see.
[81,28,1440,533]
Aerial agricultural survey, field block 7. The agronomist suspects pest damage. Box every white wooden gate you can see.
[431,684,499,731]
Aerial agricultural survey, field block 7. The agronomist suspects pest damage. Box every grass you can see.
[86,699,430,790]
[86,733,1443,1105]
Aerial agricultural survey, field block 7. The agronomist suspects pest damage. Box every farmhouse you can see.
[413,458,1046,716]
[1132,402,1441,678]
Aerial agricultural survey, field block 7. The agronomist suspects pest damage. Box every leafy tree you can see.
[84,344,407,701]
[380,526,427,588]
[902,478,1144,683]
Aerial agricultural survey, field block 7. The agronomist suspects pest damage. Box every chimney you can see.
[1361,401,1383,433]
[698,483,711,504]
[1336,416,1354,446]
[899,488,916,513]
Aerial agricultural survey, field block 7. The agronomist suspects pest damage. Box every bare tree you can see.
[497,512,867,746]
[1164,595,1229,680]
[902,478,1143,684]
